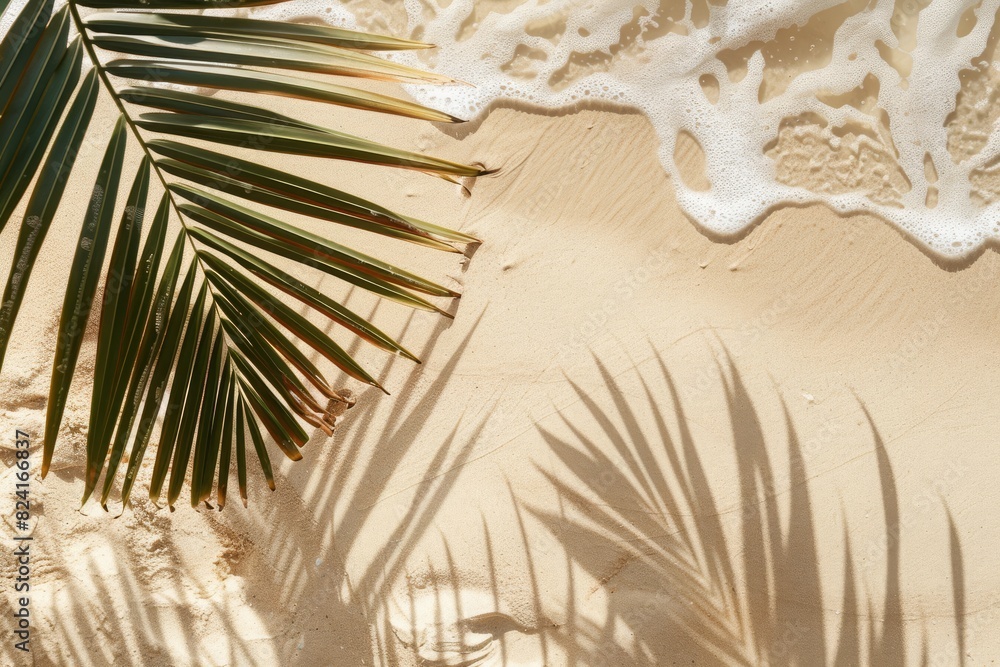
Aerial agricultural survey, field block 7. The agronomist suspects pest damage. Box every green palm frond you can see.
[0,0,486,510]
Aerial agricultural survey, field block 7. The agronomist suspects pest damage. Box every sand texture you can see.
[1,17,999,666]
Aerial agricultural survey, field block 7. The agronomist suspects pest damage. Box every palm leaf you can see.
[44,115,129,477]
[0,8,76,231]
[84,12,433,51]
[87,157,152,499]
[0,0,54,113]
[0,68,99,371]
[97,34,456,83]
[0,0,486,510]
[118,235,191,508]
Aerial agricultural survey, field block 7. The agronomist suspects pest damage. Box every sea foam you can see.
[4,0,997,257]
[251,0,1000,259]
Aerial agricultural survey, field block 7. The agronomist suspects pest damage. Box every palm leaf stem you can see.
[66,2,401,505]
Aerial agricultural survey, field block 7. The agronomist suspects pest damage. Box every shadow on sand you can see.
[512,348,967,666]
[16,334,970,666]
[14,296,486,666]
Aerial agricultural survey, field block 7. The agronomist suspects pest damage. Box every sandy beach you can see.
[0,99,995,665]
[3,1,1000,665]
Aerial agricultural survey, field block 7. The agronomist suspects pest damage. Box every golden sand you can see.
[1,83,997,666]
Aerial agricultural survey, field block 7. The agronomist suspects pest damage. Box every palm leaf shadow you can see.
[0,0,489,512]
[18,310,485,665]
[196,309,488,665]
[29,542,248,667]
[380,501,554,667]
[523,348,966,665]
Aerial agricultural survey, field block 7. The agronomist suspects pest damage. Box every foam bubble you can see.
[0,0,987,257]
[250,0,1000,259]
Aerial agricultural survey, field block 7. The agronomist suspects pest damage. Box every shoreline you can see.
[450,96,1000,273]
[1,98,998,665]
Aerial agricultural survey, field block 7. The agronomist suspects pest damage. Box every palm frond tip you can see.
[0,0,485,511]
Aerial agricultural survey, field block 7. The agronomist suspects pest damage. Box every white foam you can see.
[4,0,996,257]
[253,0,1000,259]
